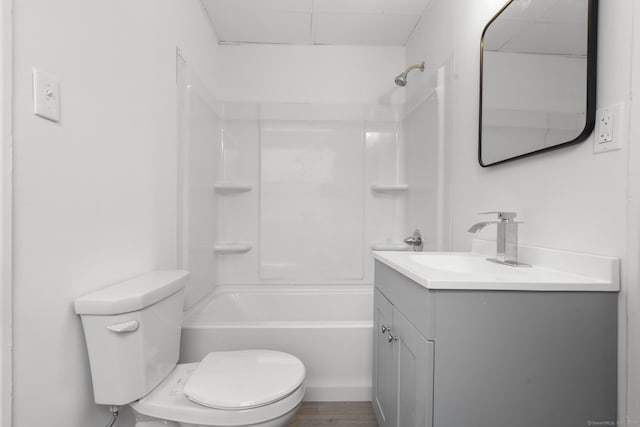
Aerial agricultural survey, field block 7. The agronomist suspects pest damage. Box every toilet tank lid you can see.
[74,270,190,315]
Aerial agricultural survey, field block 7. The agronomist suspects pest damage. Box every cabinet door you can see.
[373,289,396,427]
[393,309,434,427]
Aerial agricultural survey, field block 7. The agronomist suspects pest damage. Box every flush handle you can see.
[107,320,140,333]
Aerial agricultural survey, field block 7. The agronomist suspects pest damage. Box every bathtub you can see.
[180,285,374,401]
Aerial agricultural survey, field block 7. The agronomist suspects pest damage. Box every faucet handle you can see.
[479,212,517,221]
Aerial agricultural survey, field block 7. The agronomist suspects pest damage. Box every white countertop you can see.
[373,242,619,292]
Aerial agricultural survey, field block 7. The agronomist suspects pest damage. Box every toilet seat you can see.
[184,350,305,410]
[131,356,305,426]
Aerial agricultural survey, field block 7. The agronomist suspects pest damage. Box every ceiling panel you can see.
[202,0,313,13]
[201,0,428,46]
[314,13,419,46]
[314,0,428,15]
[212,10,312,45]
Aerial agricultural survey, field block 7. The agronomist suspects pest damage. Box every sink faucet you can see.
[467,212,529,267]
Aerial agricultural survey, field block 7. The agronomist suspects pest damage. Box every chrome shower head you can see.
[395,74,408,87]
[394,61,425,87]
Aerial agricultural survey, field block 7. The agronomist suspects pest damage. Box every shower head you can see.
[394,62,425,87]
[394,75,408,87]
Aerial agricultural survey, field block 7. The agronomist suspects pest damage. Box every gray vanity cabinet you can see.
[373,288,434,427]
[373,261,618,427]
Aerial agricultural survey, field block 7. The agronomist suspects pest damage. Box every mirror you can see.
[479,0,598,167]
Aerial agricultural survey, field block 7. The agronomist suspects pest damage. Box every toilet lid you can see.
[183,350,306,410]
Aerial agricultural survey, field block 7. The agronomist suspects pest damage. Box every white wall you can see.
[625,1,640,424]
[12,1,219,426]
[0,0,11,424]
[407,0,635,423]
[217,44,405,104]
[406,0,453,84]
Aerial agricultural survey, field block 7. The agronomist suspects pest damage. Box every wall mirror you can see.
[479,0,598,167]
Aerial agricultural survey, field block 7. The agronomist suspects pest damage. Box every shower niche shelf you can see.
[371,242,410,251]
[213,183,253,195]
[213,242,253,254]
[371,184,409,193]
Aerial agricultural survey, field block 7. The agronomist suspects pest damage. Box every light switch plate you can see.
[594,103,627,153]
[32,68,60,122]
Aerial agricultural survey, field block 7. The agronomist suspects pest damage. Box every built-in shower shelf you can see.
[213,183,253,194]
[371,242,410,251]
[214,242,253,254]
[371,184,409,193]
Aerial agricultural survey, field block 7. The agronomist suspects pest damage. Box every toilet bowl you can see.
[74,271,306,427]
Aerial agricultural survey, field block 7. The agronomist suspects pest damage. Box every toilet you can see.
[74,270,305,427]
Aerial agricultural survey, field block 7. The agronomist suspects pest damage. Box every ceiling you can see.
[200,0,430,46]
[483,0,588,56]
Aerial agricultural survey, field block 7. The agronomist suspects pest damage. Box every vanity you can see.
[372,242,619,427]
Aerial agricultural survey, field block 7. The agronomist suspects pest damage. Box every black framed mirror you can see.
[479,0,598,167]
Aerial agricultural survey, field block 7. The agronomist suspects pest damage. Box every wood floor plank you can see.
[287,402,379,427]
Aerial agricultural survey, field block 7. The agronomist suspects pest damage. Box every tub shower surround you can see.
[177,70,445,402]
[179,78,411,299]
[220,104,407,287]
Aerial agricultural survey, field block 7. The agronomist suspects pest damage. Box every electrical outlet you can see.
[598,110,613,143]
[594,103,626,153]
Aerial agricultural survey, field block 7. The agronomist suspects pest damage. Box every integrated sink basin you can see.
[409,253,528,275]
[373,242,619,291]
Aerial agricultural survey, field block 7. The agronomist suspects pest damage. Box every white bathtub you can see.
[180,285,374,401]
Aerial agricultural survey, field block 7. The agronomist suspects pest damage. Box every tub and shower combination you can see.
[177,60,448,402]
[180,285,374,401]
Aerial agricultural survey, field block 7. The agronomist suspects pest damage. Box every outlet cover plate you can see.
[594,103,627,153]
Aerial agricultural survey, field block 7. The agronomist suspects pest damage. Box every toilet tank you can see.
[74,270,189,406]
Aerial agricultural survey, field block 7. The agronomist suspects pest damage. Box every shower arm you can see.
[404,62,425,74]
[394,61,426,86]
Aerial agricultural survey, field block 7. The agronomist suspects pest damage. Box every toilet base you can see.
[134,402,301,427]
[135,421,180,427]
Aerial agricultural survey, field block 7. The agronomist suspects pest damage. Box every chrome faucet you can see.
[403,229,423,252]
[467,212,529,267]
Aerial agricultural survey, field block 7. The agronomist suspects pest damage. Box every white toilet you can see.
[74,270,305,427]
